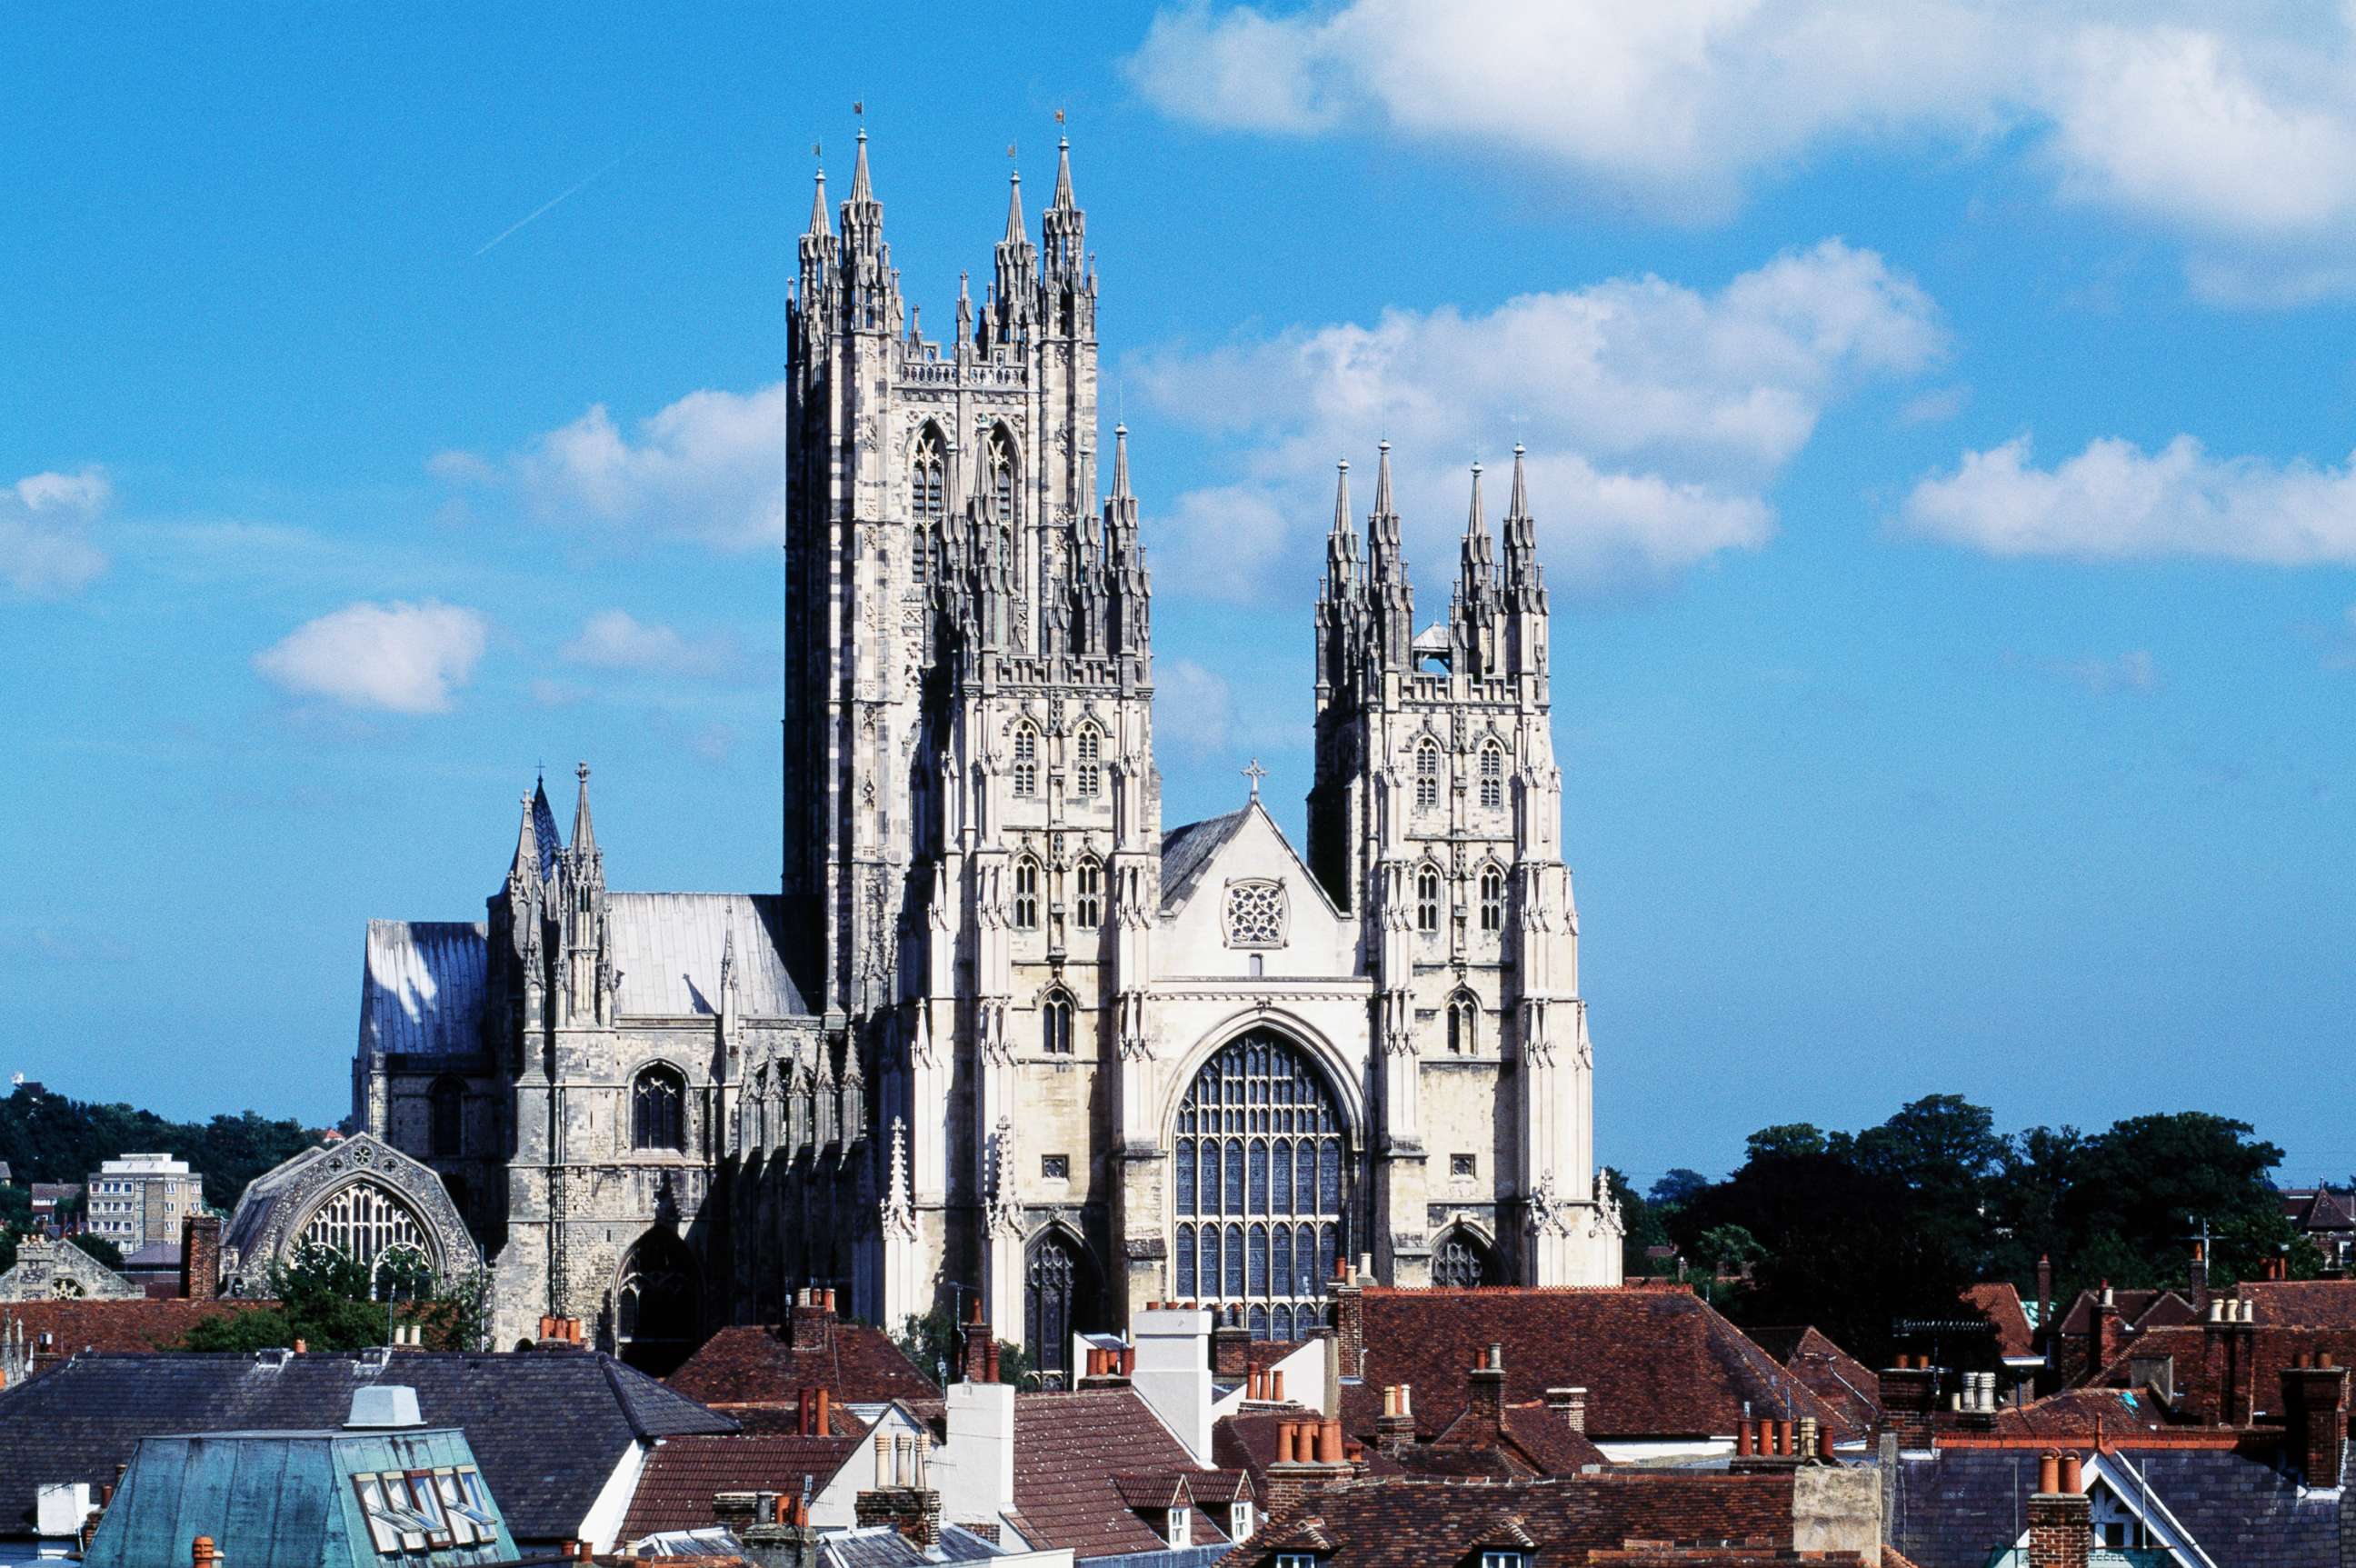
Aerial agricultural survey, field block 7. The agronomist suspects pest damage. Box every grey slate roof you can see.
[1158,812,1249,914]
[1889,1445,2345,1568]
[0,1350,735,1544]
[607,894,809,1018]
[824,1523,1007,1565]
[362,921,488,1056]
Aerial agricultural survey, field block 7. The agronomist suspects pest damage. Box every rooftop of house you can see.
[1740,1326,1882,1434]
[1890,1443,2342,1568]
[0,1349,734,1543]
[2240,1278,2356,1327]
[81,1423,518,1568]
[618,1433,864,1543]
[1002,1387,1237,1558]
[2081,1320,2356,1427]
[2281,1187,2356,1233]
[1356,1286,1848,1442]
[1957,1283,2037,1361]
[665,1303,938,1413]
[2054,1285,2196,1337]
[0,1297,275,1373]
[1220,1472,1816,1568]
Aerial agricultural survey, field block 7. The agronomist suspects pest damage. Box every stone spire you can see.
[1324,457,1360,588]
[1042,135,1086,288]
[806,166,830,236]
[993,165,1037,342]
[1364,441,1413,668]
[849,126,874,205]
[1503,443,1544,610]
[1003,167,1027,245]
[1052,135,1076,210]
[569,762,598,863]
[507,791,541,892]
[1453,461,1501,677]
[1103,424,1150,660]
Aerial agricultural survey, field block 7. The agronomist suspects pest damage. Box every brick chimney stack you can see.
[854,1432,941,1553]
[1876,1354,1939,1450]
[2036,1254,2052,1345]
[2199,1297,2259,1426]
[1374,1384,1416,1457]
[789,1287,836,1352]
[1544,1386,1588,1435]
[1213,1308,1250,1378]
[1467,1343,1506,1428]
[1329,1255,1365,1380]
[2025,1451,2090,1568]
[2187,1240,2210,1314]
[1262,1418,1353,1520]
[179,1214,221,1301]
[2281,1354,2348,1488]
[2091,1283,2121,1378]
[960,1298,996,1384]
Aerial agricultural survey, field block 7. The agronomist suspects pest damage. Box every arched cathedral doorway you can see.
[1023,1229,1098,1384]
[1170,1030,1351,1340]
[615,1229,700,1375]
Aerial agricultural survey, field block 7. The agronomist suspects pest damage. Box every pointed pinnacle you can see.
[570,761,597,855]
[1112,423,1132,499]
[1507,442,1530,518]
[806,168,830,235]
[850,127,873,203]
[510,791,539,882]
[1372,440,1395,516]
[1053,135,1076,210]
[1003,169,1027,244]
[1331,458,1353,535]
[1466,461,1487,536]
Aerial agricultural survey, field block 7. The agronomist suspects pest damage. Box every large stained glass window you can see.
[1171,1032,1349,1340]
[300,1179,428,1268]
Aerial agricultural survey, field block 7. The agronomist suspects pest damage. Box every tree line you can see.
[1612,1095,2314,1367]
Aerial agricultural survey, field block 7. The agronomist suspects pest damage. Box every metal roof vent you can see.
[345,1385,424,1429]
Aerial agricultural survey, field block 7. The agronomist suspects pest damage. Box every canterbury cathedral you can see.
[236,134,1623,1371]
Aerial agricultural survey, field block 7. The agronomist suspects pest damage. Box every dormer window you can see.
[1164,1505,1191,1548]
[1479,1554,1529,1568]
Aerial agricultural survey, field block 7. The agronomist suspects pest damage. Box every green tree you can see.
[69,1232,125,1270]
[889,1304,1034,1390]
[1609,1168,1672,1279]
[1744,1124,1831,1163]
[178,1242,484,1353]
[1648,1168,1712,1211]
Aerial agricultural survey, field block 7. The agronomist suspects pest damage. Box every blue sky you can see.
[4,5,2352,1191]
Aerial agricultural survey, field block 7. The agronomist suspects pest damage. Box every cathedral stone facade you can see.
[324,135,1621,1370]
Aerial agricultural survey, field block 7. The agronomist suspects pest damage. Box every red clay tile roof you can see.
[2083,1323,2356,1428]
[1984,1385,2187,1439]
[2055,1288,2191,1336]
[1011,1388,1232,1559]
[618,1433,861,1543]
[1219,1472,1802,1568]
[1493,1403,1611,1475]
[1742,1326,1881,1435]
[665,1320,937,1410]
[2241,1280,2356,1327]
[0,1298,275,1372]
[1357,1287,1844,1442]
[1959,1284,2036,1360]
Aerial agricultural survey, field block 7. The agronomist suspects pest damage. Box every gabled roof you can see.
[1009,1388,1231,1558]
[607,894,811,1019]
[1223,1473,1802,1568]
[1159,811,1250,913]
[1958,1283,2036,1360]
[0,1350,734,1543]
[2082,1320,2356,1419]
[619,1433,863,1543]
[1740,1326,1881,1433]
[2282,1187,2356,1232]
[2055,1286,2192,1336]
[1357,1287,1847,1442]
[360,920,488,1056]
[2240,1278,2356,1327]
[664,1322,938,1411]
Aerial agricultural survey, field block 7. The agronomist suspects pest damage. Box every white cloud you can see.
[1138,240,1935,598]
[1902,434,2356,563]
[434,384,787,550]
[254,600,489,714]
[2,466,112,598]
[559,610,741,679]
[1157,659,1235,756]
[1126,1,2356,296]
[1899,385,1972,426]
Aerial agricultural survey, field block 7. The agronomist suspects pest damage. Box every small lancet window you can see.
[1074,724,1103,799]
[1479,741,1504,809]
[1414,738,1441,809]
[986,427,1017,526]
[1012,724,1039,797]
[1415,865,1442,933]
[1013,856,1041,930]
[1074,856,1103,930]
[1446,991,1479,1054]
[911,425,946,584]
[1042,988,1074,1054]
[1479,864,1505,934]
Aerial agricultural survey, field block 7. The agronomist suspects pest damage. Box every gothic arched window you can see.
[1172,1032,1349,1334]
[632,1065,686,1152]
[1480,740,1504,809]
[1074,724,1103,799]
[300,1179,430,1270]
[1042,987,1074,1054]
[616,1228,701,1375]
[1073,856,1103,930]
[1479,864,1505,934]
[910,424,945,585]
[1013,856,1041,930]
[1415,865,1442,934]
[986,426,1017,527]
[1446,991,1479,1054]
[1414,737,1441,809]
[1433,1229,1496,1289]
[428,1074,464,1159]
[1025,1229,1095,1378]
[1011,724,1039,797]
